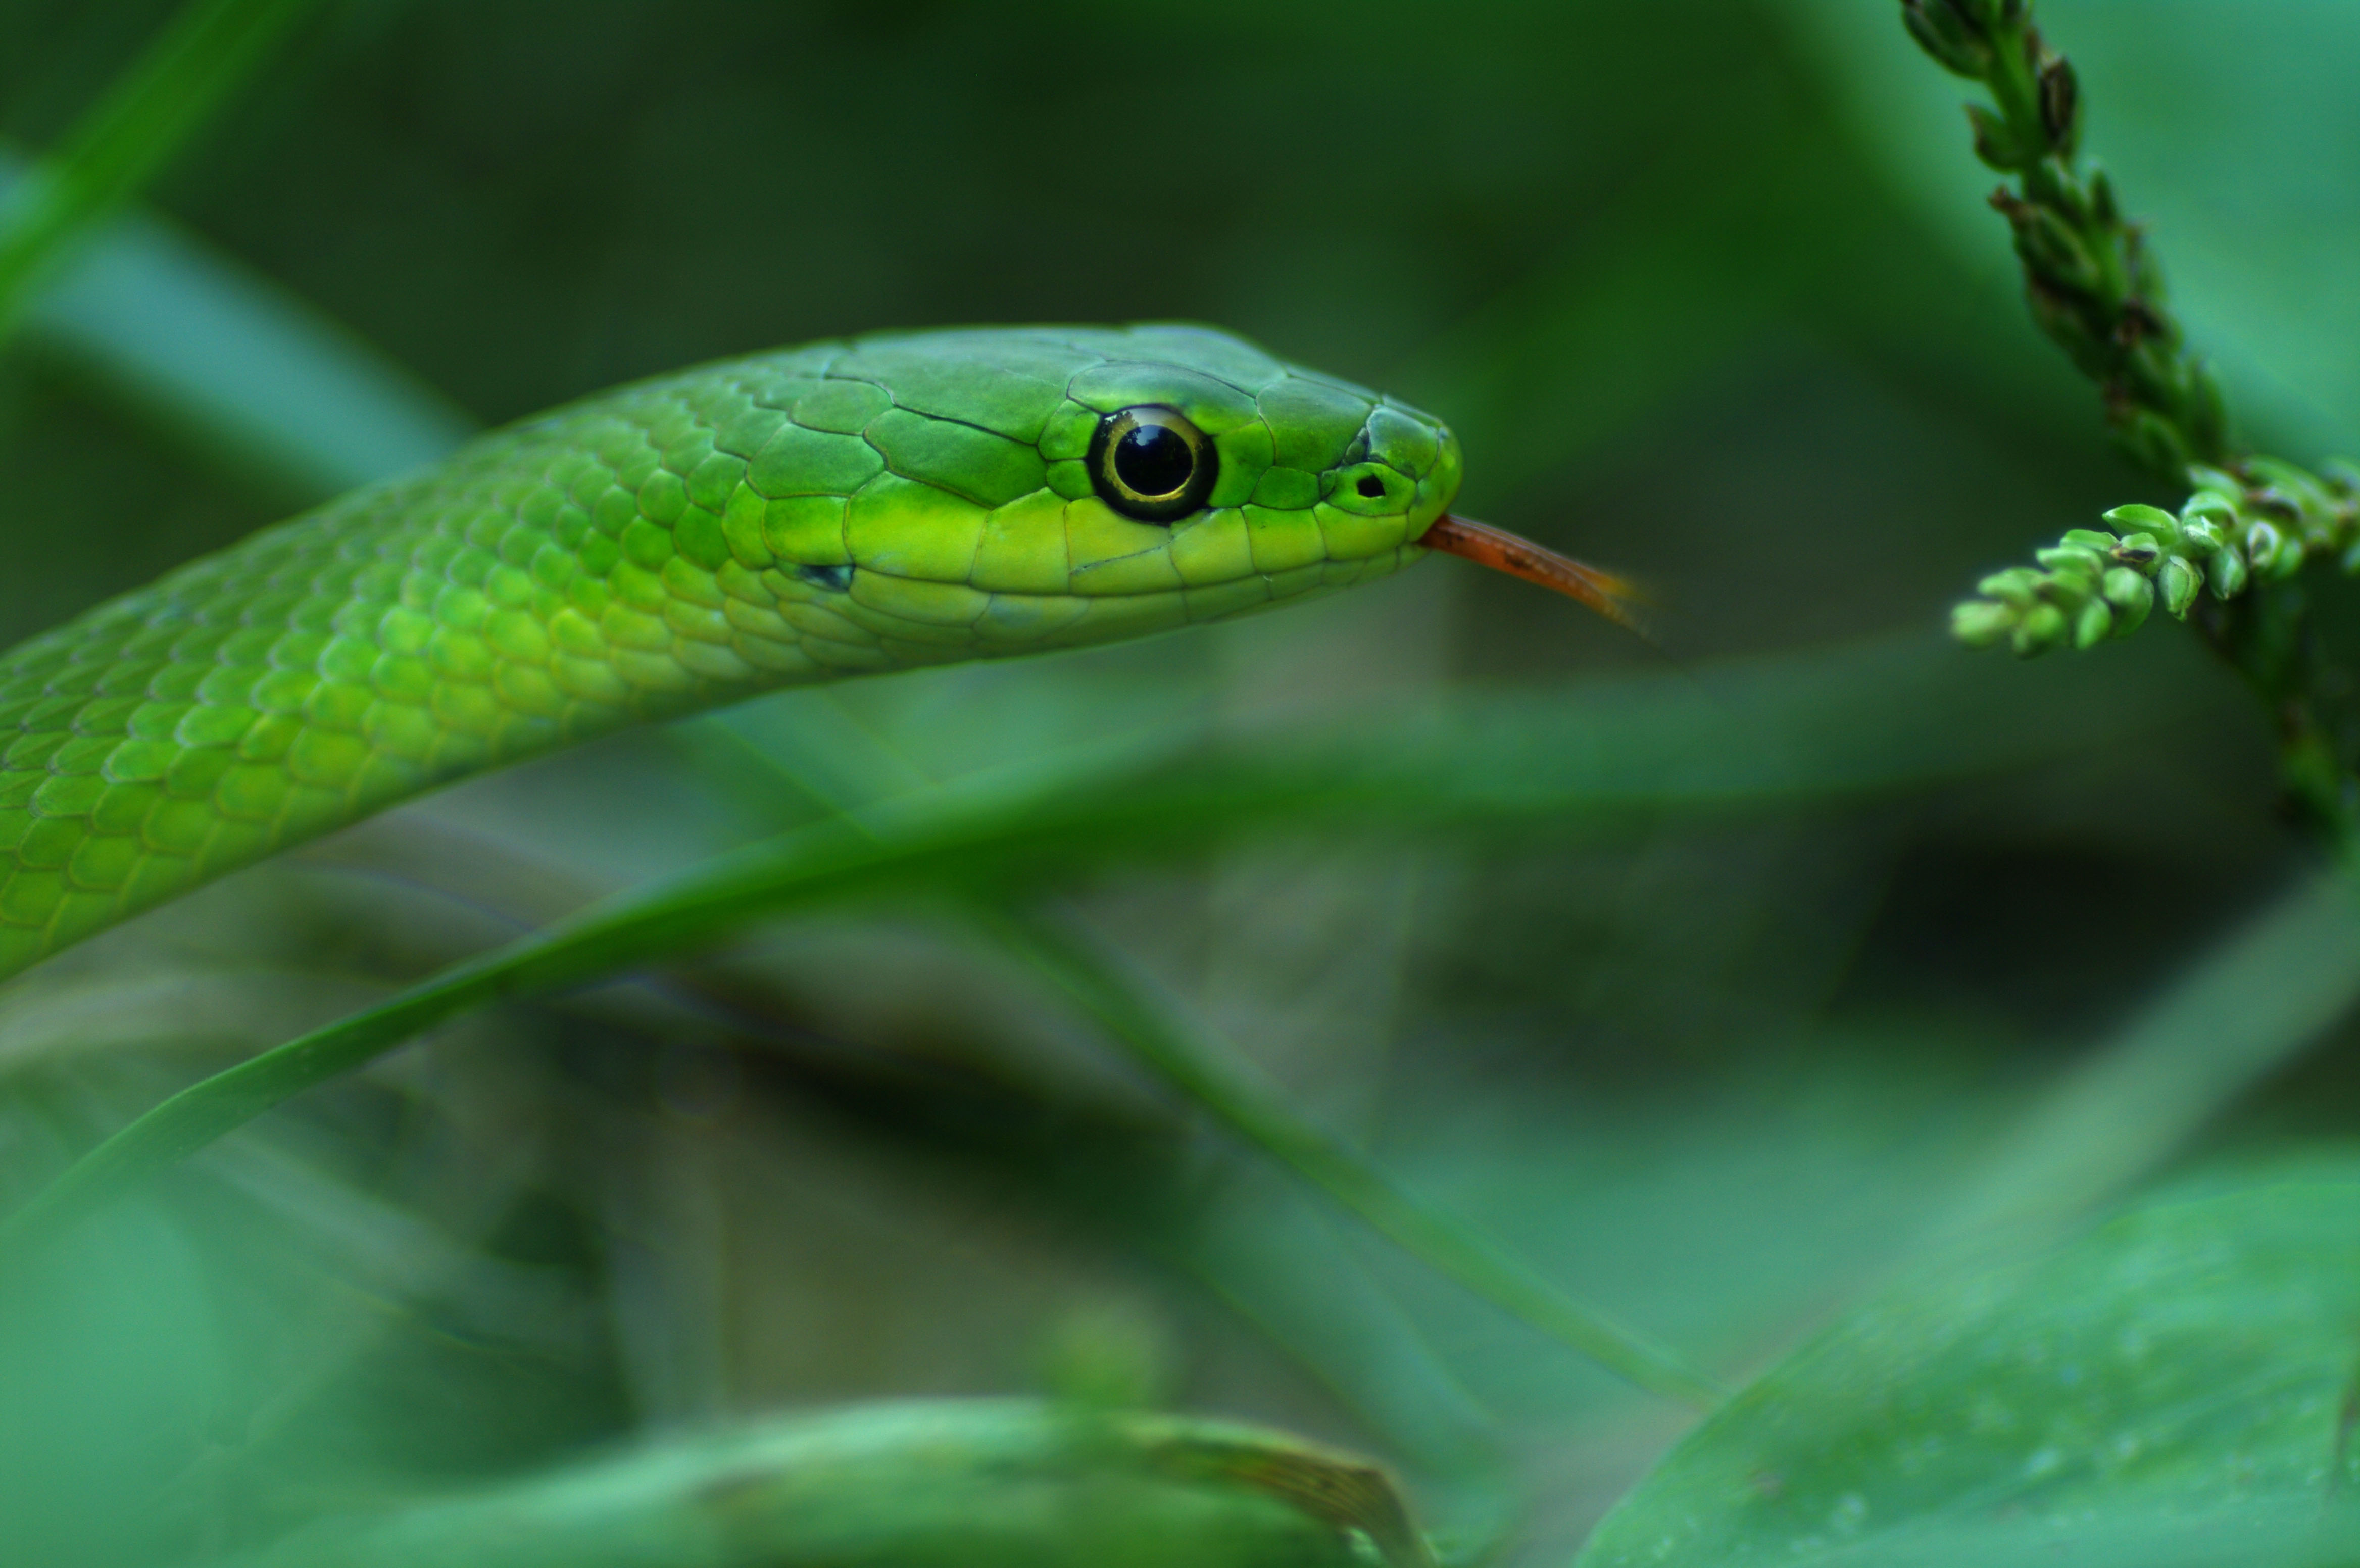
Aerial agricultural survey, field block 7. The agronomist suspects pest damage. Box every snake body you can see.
[0,325,1462,979]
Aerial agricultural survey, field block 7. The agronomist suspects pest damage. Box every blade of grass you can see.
[1914,867,2360,1260]
[1172,1173,1513,1529]
[0,0,325,339]
[0,812,902,1257]
[674,714,1533,1485]
[0,636,2193,1260]
[187,1400,1430,1568]
[970,900,1728,1409]
[0,144,476,497]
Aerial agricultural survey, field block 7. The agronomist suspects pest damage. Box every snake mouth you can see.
[1418,514,1647,632]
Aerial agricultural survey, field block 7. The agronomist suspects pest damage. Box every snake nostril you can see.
[1356,475,1386,499]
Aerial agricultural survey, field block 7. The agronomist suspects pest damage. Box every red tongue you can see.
[1417,514,1646,632]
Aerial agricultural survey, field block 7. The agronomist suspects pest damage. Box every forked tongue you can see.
[1418,514,1648,634]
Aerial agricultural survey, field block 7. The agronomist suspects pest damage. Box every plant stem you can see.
[1913,0,2360,841]
[0,0,321,339]
[1904,0,2228,480]
[976,901,1730,1410]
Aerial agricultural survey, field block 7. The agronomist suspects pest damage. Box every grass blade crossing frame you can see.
[0,0,324,337]
[975,901,1729,1408]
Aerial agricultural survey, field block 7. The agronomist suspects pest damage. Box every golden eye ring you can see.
[1088,405,1217,524]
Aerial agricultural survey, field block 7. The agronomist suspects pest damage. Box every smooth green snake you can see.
[0,323,1630,983]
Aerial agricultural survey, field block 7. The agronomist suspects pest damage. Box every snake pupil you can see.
[1114,424,1194,498]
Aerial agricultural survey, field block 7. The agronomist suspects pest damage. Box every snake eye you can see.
[1088,406,1217,523]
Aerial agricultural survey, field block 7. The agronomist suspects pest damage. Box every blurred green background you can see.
[1,1,2356,1563]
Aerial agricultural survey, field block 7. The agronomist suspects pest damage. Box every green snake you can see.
[0,324,1629,984]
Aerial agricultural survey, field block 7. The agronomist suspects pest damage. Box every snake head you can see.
[1033,324,1471,621]
[736,323,1631,663]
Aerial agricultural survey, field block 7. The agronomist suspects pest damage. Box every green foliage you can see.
[980,904,1726,1407]
[1951,468,2360,656]
[0,635,2184,1266]
[1902,0,2225,478]
[0,143,473,497]
[0,0,321,336]
[1922,0,2360,837]
[1577,1167,2360,1566]
[200,1402,1417,1568]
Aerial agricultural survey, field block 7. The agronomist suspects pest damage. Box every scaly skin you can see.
[0,324,1462,979]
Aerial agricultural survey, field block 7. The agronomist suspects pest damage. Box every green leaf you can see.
[0,144,475,496]
[0,0,325,338]
[195,1400,1416,1568]
[0,0,477,502]
[1575,1168,2360,1567]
